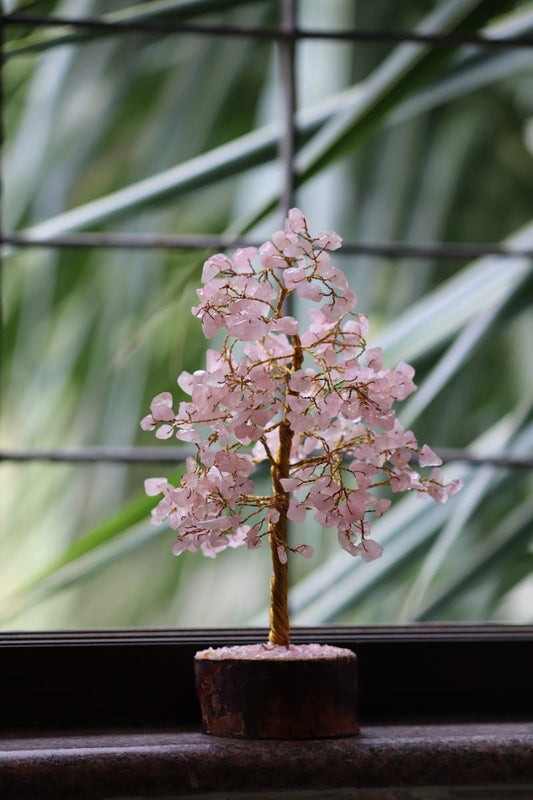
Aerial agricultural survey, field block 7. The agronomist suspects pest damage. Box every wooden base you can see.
[194,644,359,739]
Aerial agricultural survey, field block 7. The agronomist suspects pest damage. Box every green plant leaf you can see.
[414,496,533,621]
[0,466,185,624]
[234,0,518,232]
[4,0,531,630]
[3,0,267,59]
[0,520,168,626]
[286,409,531,625]
[297,0,516,180]
[400,404,533,617]
[398,297,516,429]
[10,2,531,243]
[375,222,533,365]
[286,480,461,626]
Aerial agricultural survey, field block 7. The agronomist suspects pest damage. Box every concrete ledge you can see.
[1,719,532,799]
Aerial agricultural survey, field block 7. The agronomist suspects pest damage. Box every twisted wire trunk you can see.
[268,335,303,647]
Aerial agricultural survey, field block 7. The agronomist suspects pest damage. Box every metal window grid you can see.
[1,0,532,470]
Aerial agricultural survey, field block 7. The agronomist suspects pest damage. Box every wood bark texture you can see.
[194,652,359,739]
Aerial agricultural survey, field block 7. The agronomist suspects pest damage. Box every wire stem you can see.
[268,335,303,647]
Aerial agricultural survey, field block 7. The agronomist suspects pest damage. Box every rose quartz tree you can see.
[142,209,462,647]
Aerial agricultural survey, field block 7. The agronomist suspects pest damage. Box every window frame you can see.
[1,624,532,730]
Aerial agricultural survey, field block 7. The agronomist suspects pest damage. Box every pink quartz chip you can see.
[195,642,355,661]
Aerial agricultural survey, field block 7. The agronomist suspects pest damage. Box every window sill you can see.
[1,718,532,799]
[2,627,532,797]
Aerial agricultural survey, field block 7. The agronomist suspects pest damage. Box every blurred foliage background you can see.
[1,0,532,630]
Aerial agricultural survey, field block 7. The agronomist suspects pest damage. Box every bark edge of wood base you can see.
[194,644,359,739]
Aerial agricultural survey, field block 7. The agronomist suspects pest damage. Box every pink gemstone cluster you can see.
[142,209,462,563]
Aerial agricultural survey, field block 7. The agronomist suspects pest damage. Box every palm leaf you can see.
[0,466,185,625]
[288,411,532,624]
[235,0,518,231]
[9,2,530,242]
[415,497,533,621]
[400,409,533,619]
[375,222,533,365]
[3,0,267,59]
[3,0,531,629]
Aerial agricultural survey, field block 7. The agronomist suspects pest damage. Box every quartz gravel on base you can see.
[195,642,356,660]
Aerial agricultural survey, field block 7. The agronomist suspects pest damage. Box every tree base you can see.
[194,643,359,739]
